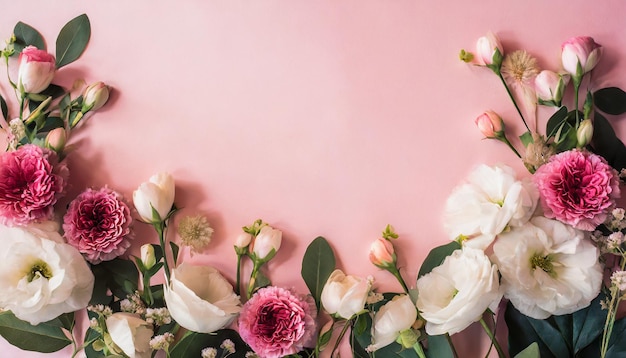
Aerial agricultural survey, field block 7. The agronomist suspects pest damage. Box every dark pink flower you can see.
[0,144,68,225]
[238,286,317,358]
[63,187,133,264]
[534,149,620,231]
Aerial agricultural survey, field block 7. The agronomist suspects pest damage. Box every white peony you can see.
[443,164,538,250]
[164,263,241,333]
[106,312,154,358]
[321,269,370,319]
[368,295,417,352]
[416,247,502,335]
[492,216,603,319]
[0,224,94,325]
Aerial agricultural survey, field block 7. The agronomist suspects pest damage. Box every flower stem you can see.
[480,317,505,358]
[497,72,530,132]
[235,253,243,296]
[388,266,410,294]
[413,342,427,358]
[573,77,581,126]
[155,221,171,283]
[330,319,351,358]
[247,261,260,299]
[498,136,522,158]
[601,256,626,357]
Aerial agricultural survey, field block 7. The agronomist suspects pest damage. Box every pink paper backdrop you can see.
[1,1,626,357]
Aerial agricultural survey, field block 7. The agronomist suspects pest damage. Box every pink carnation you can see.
[0,144,68,225]
[534,149,620,231]
[238,286,317,358]
[63,187,133,264]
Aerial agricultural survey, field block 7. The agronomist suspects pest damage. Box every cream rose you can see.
[164,263,241,333]
[416,247,502,335]
[0,224,94,325]
[368,295,417,352]
[106,312,154,358]
[133,172,175,223]
[321,269,370,319]
[250,225,282,261]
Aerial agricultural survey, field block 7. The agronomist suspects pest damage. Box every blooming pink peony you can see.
[238,286,317,358]
[534,149,620,231]
[0,144,68,225]
[63,187,133,264]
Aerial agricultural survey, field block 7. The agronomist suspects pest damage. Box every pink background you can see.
[2,1,626,357]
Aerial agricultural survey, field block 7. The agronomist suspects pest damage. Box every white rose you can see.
[321,269,370,319]
[416,247,502,335]
[492,216,603,319]
[368,295,417,352]
[133,172,175,222]
[0,224,94,325]
[443,164,538,249]
[250,225,282,260]
[164,263,241,333]
[106,312,154,358]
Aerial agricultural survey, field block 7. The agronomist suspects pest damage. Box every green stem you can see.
[413,342,427,358]
[235,253,243,296]
[155,221,171,283]
[389,266,410,294]
[573,77,581,126]
[330,319,351,358]
[601,257,626,358]
[499,136,521,158]
[247,261,261,299]
[497,72,530,132]
[479,318,505,358]
[446,334,459,358]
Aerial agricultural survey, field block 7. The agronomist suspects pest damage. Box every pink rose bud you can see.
[576,119,594,148]
[535,70,569,105]
[235,232,253,249]
[369,238,396,269]
[17,46,56,94]
[82,81,110,113]
[561,36,602,78]
[475,110,504,139]
[476,32,503,67]
[250,225,282,261]
[44,128,67,153]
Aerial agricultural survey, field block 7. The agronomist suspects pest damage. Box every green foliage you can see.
[594,87,626,115]
[545,106,568,139]
[13,21,45,53]
[513,343,540,358]
[301,236,336,311]
[90,258,140,305]
[591,112,626,172]
[0,311,72,353]
[417,241,460,278]
[0,95,7,120]
[55,14,91,68]
[170,330,251,358]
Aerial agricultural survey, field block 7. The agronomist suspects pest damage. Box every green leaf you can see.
[545,106,568,139]
[572,293,606,353]
[56,312,74,332]
[253,270,271,291]
[170,241,180,266]
[519,131,534,147]
[0,311,72,353]
[170,330,250,358]
[605,316,626,357]
[505,301,569,357]
[301,236,336,311]
[0,95,7,121]
[425,334,456,358]
[417,241,460,278]
[13,21,45,53]
[55,14,91,68]
[594,87,626,115]
[94,258,139,300]
[592,112,626,172]
[514,343,540,358]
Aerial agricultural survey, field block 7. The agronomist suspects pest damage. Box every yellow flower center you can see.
[25,259,53,282]
[530,254,556,277]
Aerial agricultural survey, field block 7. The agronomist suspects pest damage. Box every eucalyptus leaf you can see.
[13,21,45,52]
[301,236,336,311]
[513,343,540,358]
[170,329,250,358]
[56,14,91,68]
[417,241,460,278]
[0,311,72,353]
[594,87,626,115]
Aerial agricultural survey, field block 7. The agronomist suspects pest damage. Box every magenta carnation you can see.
[238,286,317,358]
[534,149,620,231]
[0,144,68,225]
[63,187,133,264]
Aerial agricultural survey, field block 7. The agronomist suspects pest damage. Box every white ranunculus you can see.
[443,164,538,250]
[321,269,370,319]
[106,312,154,358]
[416,247,502,335]
[368,295,417,352]
[0,224,94,325]
[133,172,175,222]
[164,263,241,333]
[492,216,603,319]
[250,225,282,261]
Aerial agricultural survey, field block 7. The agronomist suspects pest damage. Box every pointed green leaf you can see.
[170,241,180,266]
[592,112,626,172]
[56,14,91,68]
[301,236,336,311]
[505,301,569,357]
[0,311,72,353]
[418,241,460,278]
[13,21,45,52]
[572,293,606,353]
[545,106,568,139]
[594,87,626,115]
[514,343,540,358]
[0,95,7,121]
[425,334,455,358]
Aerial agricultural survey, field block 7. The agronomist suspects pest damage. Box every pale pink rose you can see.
[474,110,503,138]
[17,46,56,94]
[535,70,569,104]
[0,144,68,225]
[249,225,282,261]
[369,238,396,268]
[476,32,503,66]
[534,149,620,231]
[82,81,110,112]
[63,187,133,264]
[238,286,316,358]
[561,36,602,77]
[44,128,67,153]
